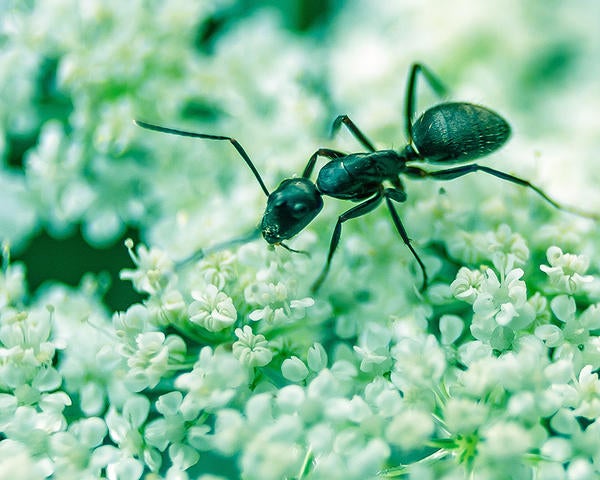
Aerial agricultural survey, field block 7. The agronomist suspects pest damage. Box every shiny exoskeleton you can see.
[135,63,594,293]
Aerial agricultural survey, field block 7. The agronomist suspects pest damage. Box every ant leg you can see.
[404,164,599,220]
[302,147,346,179]
[330,115,377,152]
[280,242,310,257]
[384,188,428,291]
[176,227,262,267]
[134,120,270,197]
[311,192,384,293]
[404,63,448,144]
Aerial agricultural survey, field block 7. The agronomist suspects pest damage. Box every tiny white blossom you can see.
[540,437,572,463]
[385,409,434,450]
[353,322,392,373]
[189,285,237,332]
[276,385,306,415]
[0,439,52,479]
[281,356,309,382]
[450,267,483,304]
[324,395,372,423]
[307,343,328,372]
[198,251,237,290]
[550,408,579,435]
[479,421,533,460]
[487,224,530,273]
[0,262,26,309]
[470,268,534,345]
[122,332,186,391]
[246,281,314,323]
[535,324,564,348]
[439,314,464,345]
[566,458,595,479]
[112,303,149,339]
[49,417,108,477]
[572,365,600,419]
[120,240,174,295]
[232,326,273,367]
[391,334,446,390]
[579,304,600,330]
[176,347,247,418]
[540,246,593,294]
[144,412,186,452]
[550,295,576,323]
[443,397,488,435]
[364,377,403,417]
[106,456,144,480]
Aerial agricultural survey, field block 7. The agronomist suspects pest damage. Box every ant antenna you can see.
[134,120,271,197]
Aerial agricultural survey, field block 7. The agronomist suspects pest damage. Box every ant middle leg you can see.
[311,191,384,293]
[330,115,377,152]
[384,188,428,291]
[404,164,599,220]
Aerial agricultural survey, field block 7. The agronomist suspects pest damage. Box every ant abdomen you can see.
[412,102,511,163]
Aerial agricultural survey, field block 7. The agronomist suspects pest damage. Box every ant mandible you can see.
[135,63,596,294]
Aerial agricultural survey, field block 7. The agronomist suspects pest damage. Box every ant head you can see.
[261,178,323,244]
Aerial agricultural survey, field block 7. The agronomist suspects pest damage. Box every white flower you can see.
[443,397,488,435]
[579,304,600,330]
[572,365,600,419]
[486,224,529,273]
[212,409,246,456]
[122,332,186,391]
[540,246,593,294]
[385,409,434,450]
[479,421,533,460]
[198,251,238,290]
[189,285,237,332]
[450,267,483,304]
[49,417,108,477]
[120,240,174,295]
[105,396,150,466]
[391,334,446,390]
[353,321,392,373]
[0,439,51,479]
[176,347,247,418]
[232,326,273,367]
[535,324,564,348]
[0,262,27,309]
[540,437,572,463]
[307,343,328,372]
[439,314,464,345]
[246,280,314,324]
[470,268,534,344]
[112,303,149,339]
[281,356,309,382]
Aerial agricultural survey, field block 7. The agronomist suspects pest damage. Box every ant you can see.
[135,63,596,293]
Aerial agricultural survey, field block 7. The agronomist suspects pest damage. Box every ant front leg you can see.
[383,188,429,291]
[404,164,599,220]
[330,115,377,152]
[311,192,384,293]
[404,63,448,144]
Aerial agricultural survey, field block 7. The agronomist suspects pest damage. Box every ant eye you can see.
[292,202,309,216]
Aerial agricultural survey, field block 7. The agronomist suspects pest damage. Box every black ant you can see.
[135,63,596,293]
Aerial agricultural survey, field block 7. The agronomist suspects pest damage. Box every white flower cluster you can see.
[2,0,600,479]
